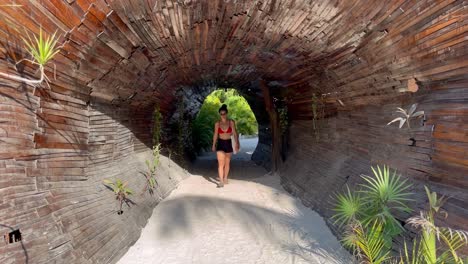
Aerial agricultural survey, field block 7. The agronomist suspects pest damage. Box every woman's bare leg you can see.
[217,151,226,186]
[224,153,232,184]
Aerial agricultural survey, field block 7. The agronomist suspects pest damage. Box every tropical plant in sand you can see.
[103,179,133,215]
[144,144,161,194]
[399,186,468,264]
[332,165,413,262]
[387,103,425,130]
[342,220,392,264]
[0,27,60,87]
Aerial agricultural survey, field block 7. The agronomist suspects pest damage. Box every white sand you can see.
[117,155,352,264]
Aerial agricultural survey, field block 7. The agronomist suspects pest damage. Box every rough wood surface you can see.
[280,86,468,244]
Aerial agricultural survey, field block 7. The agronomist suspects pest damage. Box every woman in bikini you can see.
[211,104,240,188]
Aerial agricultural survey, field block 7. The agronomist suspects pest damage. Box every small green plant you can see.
[144,144,161,194]
[103,179,133,215]
[332,165,413,261]
[360,166,413,239]
[387,103,425,130]
[343,221,391,264]
[0,27,60,86]
[278,105,288,136]
[332,185,363,226]
[152,104,163,146]
[400,186,468,264]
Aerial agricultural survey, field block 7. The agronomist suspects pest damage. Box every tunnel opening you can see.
[192,88,259,160]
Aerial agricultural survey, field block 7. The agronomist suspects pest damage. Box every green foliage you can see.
[22,27,60,66]
[360,166,412,239]
[403,186,468,264]
[333,165,412,230]
[343,221,391,264]
[144,144,161,194]
[192,89,258,151]
[103,178,133,215]
[0,27,61,85]
[333,169,468,263]
[331,185,363,227]
[332,165,413,262]
[278,105,288,135]
[152,104,163,147]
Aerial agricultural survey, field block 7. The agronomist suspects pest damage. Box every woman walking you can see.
[212,104,240,188]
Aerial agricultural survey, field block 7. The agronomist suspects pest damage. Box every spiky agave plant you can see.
[0,27,60,86]
[103,179,133,215]
[403,186,468,264]
[387,103,425,130]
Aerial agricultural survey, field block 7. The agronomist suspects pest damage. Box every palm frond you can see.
[399,239,424,264]
[331,185,363,226]
[352,221,391,264]
[407,187,468,263]
[360,165,412,210]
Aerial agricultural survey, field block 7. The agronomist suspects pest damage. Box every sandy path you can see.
[117,139,352,264]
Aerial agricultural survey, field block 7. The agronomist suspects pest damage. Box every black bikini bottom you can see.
[216,138,233,153]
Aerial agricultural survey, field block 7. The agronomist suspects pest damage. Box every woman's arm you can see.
[231,120,240,151]
[212,121,219,152]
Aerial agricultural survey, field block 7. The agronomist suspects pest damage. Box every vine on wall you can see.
[152,104,163,147]
[277,105,288,136]
[177,99,185,157]
[273,96,290,162]
[311,93,325,141]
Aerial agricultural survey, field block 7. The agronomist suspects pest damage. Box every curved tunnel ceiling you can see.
[0,2,467,263]
[2,0,464,116]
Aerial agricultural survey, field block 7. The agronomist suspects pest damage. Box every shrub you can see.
[144,144,161,195]
[103,179,133,215]
[332,165,413,260]
[401,186,468,264]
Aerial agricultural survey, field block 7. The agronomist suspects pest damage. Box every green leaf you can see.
[359,165,412,241]
[22,27,60,66]
[351,221,391,264]
[331,185,363,226]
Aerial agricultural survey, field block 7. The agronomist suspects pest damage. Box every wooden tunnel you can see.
[0,1,467,263]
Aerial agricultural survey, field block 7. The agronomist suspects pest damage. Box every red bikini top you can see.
[218,121,232,134]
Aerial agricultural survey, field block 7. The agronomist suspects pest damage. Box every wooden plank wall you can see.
[0,0,466,263]
[0,88,187,263]
[4,1,463,112]
[280,84,468,242]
